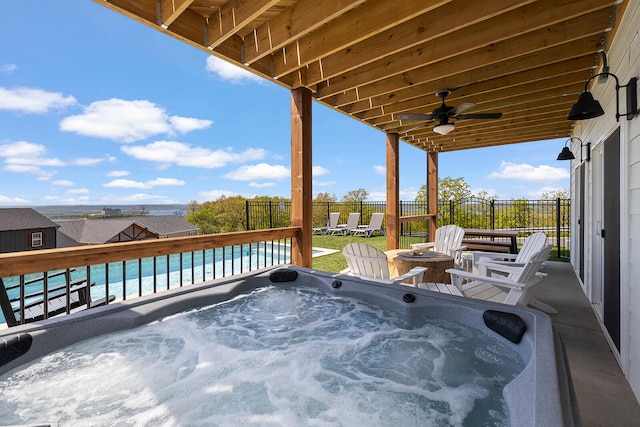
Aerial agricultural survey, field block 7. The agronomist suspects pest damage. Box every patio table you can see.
[385,249,454,284]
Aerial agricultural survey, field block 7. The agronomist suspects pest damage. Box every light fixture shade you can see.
[557,146,576,161]
[567,91,605,120]
[433,123,455,135]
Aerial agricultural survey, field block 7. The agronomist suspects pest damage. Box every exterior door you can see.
[602,128,621,351]
[591,129,621,351]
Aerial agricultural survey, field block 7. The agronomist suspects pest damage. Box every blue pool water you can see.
[1,243,290,325]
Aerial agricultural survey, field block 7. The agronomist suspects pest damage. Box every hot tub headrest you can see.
[483,310,527,344]
[0,333,32,368]
[269,269,299,283]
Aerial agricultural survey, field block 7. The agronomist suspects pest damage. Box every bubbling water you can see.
[0,286,523,426]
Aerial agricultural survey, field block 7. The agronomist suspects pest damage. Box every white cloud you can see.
[169,116,213,133]
[107,170,129,177]
[312,166,330,176]
[4,164,55,178]
[313,180,335,187]
[525,185,567,200]
[373,165,386,175]
[1,64,17,73]
[198,189,239,200]
[53,180,74,186]
[249,182,276,188]
[104,179,148,189]
[0,86,76,113]
[71,157,108,166]
[0,141,47,158]
[488,161,569,183]
[146,177,186,186]
[59,99,212,142]
[103,177,185,189]
[400,186,419,200]
[0,194,29,204]
[223,163,290,181]
[0,142,62,177]
[121,141,265,169]
[205,56,262,84]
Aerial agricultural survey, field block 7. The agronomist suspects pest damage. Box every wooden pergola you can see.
[93,0,625,267]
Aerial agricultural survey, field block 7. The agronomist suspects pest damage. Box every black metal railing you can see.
[244,198,570,258]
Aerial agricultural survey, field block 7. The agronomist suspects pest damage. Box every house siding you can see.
[569,2,640,402]
[0,228,56,253]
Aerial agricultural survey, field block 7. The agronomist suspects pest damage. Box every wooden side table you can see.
[385,249,454,284]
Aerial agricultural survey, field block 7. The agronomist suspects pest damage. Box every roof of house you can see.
[0,208,59,232]
[56,216,199,244]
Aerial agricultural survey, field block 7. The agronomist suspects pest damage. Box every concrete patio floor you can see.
[534,261,640,426]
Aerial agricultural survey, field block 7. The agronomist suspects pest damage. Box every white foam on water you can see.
[0,286,522,426]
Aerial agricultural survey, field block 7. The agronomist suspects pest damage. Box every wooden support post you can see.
[290,87,313,267]
[386,133,400,249]
[428,151,438,242]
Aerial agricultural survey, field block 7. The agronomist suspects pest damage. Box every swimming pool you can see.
[0,266,574,425]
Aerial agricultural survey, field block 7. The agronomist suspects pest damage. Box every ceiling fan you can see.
[397,90,503,135]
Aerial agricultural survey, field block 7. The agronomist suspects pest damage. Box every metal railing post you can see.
[490,199,495,230]
[245,200,250,230]
[556,197,562,255]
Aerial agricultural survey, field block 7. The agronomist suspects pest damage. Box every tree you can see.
[541,189,569,200]
[186,196,246,233]
[415,176,475,202]
[341,188,369,202]
[187,200,199,213]
[314,192,337,202]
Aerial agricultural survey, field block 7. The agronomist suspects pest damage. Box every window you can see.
[32,232,43,247]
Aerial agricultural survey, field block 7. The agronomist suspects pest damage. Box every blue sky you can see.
[0,2,569,207]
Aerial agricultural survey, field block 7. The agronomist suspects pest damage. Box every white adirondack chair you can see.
[411,224,466,267]
[312,212,340,235]
[471,232,556,313]
[328,212,360,235]
[351,212,385,237]
[342,243,427,287]
[472,232,547,274]
[443,245,552,308]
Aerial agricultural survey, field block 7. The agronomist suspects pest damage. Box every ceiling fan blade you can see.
[397,113,434,121]
[449,102,475,115]
[402,123,428,134]
[455,112,503,120]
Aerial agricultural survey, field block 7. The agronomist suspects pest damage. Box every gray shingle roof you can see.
[0,208,59,231]
[56,216,198,244]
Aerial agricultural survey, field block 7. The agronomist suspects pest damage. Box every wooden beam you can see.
[303,0,532,86]
[290,87,313,268]
[386,133,400,250]
[427,152,438,242]
[271,0,449,79]
[316,7,611,99]
[346,57,595,116]
[243,0,367,65]
[206,0,281,49]
[160,0,194,28]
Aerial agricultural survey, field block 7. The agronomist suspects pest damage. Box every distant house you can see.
[0,208,59,253]
[56,216,199,247]
[100,207,122,216]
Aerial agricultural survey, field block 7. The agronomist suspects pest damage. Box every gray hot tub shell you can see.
[0,266,577,426]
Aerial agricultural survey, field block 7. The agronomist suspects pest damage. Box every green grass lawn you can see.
[311,234,569,273]
[312,235,387,273]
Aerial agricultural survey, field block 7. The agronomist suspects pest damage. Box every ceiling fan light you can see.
[567,91,605,120]
[433,123,455,135]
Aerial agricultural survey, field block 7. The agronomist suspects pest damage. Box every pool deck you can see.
[535,261,640,426]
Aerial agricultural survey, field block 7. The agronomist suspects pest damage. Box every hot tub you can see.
[0,266,574,426]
